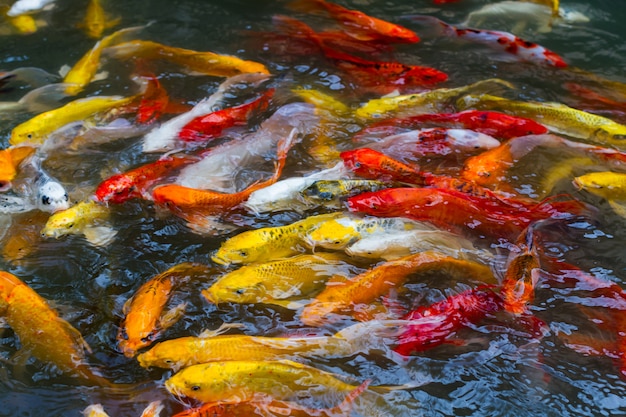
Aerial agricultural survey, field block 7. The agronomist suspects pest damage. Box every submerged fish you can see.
[6,0,55,16]
[79,0,120,39]
[300,179,391,210]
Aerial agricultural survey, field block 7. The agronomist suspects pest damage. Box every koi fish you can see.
[117,263,209,357]
[134,70,191,125]
[300,179,391,210]
[300,251,495,325]
[6,0,55,16]
[0,271,111,386]
[178,88,274,142]
[457,94,626,147]
[82,404,110,417]
[62,25,147,96]
[354,111,547,143]
[83,402,163,417]
[211,212,343,265]
[1,6,38,34]
[10,95,137,146]
[340,148,426,185]
[244,162,351,214]
[346,187,591,242]
[409,15,567,67]
[0,146,35,191]
[500,226,542,315]
[95,154,197,204]
[165,359,389,408]
[304,214,430,251]
[573,171,626,217]
[393,285,503,356]
[40,199,116,247]
[288,0,420,44]
[345,228,489,261]
[202,253,357,309]
[104,40,270,77]
[141,72,271,153]
[355,78,514,119]
[34,168,70,213]
[79,0,120,39]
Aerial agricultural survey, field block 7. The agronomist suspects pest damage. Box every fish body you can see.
[80,0,120,39]
[165,359,369,405]
[300,179,391,209]
[346,187,589,241]
[0,146,35,190]
[300,251,494,325]
[0,271,110,385]
[304,214,428,251]
[394,285,503,355]
[346,228,487,261]
[105,40,270,77]
[40,199,116,246]
[500,227,541,315]
[95,155,196,204]
[118,263,208,357]
[457,94,626,146]
[202,252,353,308]
[10,95,135,146]
[178,88,274,142]
[355,78,514,119]
[288,0,419,44]
[6,0,55,16]
[211,212,343,265]
[340,148,426,185]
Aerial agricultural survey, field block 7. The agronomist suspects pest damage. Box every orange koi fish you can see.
[95,154,197,204]
[340,147,426,185]
[393,285,503,356]
[0,146,35,191]
[300,250,495,326]
[353,110,548,143]
[117,263,210,358]
[500,226,542,315]
[0,271,112,386]
[288,0,420,44]
[133,71,191,125]
[178,88,274,142]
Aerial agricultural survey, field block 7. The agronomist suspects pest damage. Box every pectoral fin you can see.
[608,200,626,219]
[83,225,117,247]
[158,302,187,331]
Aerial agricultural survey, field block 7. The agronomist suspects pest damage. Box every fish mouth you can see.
[201,288,218,305]
[211,254,230,266]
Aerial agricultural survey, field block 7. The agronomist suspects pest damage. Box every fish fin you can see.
[57,316,93,354]
[558,332,618,358]
[158,302,187,331]
[105,17,122,30]
[139,400,163,417]
[608,200,626,218]
[197,322,246,338]
[93,70,109,82]
[83,225,117,247]
[58,64,71,78]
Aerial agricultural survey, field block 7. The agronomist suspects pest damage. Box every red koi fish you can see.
[354,110,548,143]
[95,154,197,204]
[134,73,191,125]
[500,225,542,315]
[273,15,447,92]
[409,15,567,67]
[394,285,503,356]
[288,0,420,44]
[178,88,274,142]
[340,147,426,185]
[346,187,591,241]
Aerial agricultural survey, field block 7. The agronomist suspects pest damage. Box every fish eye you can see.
[191,385,201,391]
[41,196,51,205]
[354,162,362,169]
[235,288,245,295]
[613,134,626,141]
[27,133,32,139]
[239,250,248,258]
[164,359,173,364]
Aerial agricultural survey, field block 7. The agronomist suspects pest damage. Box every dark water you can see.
[2,0,626,416]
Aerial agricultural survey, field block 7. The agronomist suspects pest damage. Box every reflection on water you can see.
[2,0,626,416]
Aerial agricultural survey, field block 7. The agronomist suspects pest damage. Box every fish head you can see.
[403,66,448,86]
[165,365,221,403]
[95,174,137,204]
[595,126,626,145]
[117,324,157,358]
[136,345,182,370]
[202,278,265,305]
[212,233,270,265]
[10,124,43,146]
[572,172,618,200]
[37,180,70,213]
[41,211,76,238]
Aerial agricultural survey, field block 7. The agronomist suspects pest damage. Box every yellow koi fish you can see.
[574,171,626,217]
[300,250,496,326]
[79,0,120,39]
[0,271,111,386]
[10,95,136,146]
[457,94,626,147]
[104,40,270,77]
[165,359,392,407]
[62,25,146,95]
[355,78,514,119]
[117,263,210,358]
[1,6,38,34]
[211,212,343,265]
[203,253,357,309]
[40,199,116,246]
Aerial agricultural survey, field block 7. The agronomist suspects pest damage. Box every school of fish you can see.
[2,0,626,416]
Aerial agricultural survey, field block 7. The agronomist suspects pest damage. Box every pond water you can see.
[1,0,626,416]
